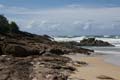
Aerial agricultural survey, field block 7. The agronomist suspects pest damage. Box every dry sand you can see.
[66,54,120,80]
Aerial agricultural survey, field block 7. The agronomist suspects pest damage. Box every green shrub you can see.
[9,21,19,33]
[0,15,19,33]
[0,15,10,33]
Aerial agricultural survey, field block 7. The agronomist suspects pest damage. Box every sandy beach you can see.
[66,54,120,80]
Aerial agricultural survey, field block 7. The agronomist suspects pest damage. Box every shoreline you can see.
[65,54,120,80]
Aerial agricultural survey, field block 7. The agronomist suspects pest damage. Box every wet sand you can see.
[66,54,120,80]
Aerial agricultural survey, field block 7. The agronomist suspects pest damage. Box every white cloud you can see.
[73,21,81,25]
[2,5,120,35]
[0,4,4,8]
[50,24,60,29]
[26,20,35,29]
[0,4,30,15]
[40,20,47,26]
[67,4,83,8]
[83,22,91,30]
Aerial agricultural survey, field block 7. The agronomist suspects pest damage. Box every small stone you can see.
[97,75,116,80]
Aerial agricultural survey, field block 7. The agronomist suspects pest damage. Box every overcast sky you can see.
[0,0,120,36]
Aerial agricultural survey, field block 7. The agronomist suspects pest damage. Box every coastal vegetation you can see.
[0,15,19,33]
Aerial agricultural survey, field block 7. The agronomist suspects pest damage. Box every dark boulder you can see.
[97,75,116,80]
[80,38,114,46]
[49,49,65,55]
[43,34,54,40]
[58,41,81,49]
[4,44,40,57]
[0,41,4,55]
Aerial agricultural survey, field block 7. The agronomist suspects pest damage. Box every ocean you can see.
[54,36,120,66]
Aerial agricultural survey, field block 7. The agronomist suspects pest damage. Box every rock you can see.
[97,75,116,80]
[4,44,40,57]
[42,52,58,56]
[31,56,74,80]
[80,38,114,46]
[68,77,85,80]
[43,34,54,40]
[0,43,3,55]
[58,41,81,48]
[0,36,5,41]
[57,41,94,55]
[0,52,76,80]
[0,55,33,80]
[44,72,68,80]
[73,61,88,67]
[49,49,65,55]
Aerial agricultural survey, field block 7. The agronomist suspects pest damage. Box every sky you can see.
[0,0,120,36]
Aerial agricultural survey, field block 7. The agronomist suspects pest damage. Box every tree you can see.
[9,21,19,33]
[0,15,10,33]
[0,15,20,33]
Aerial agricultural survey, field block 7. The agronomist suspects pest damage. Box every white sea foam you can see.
[96,38,120,46]
[54,36,85,42]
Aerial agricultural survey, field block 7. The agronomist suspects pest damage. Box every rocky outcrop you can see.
[0,34,93,56]
[0,55,75,80]
[79,38,114,46]
[57,41,94,55]
[4,44,40,57]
